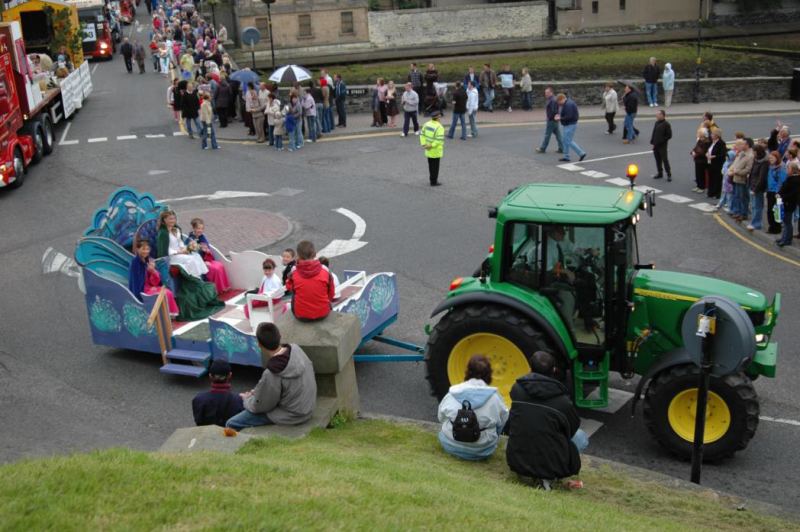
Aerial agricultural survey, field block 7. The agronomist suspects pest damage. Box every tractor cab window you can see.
[541,225,606,345]
[505,222,543,290]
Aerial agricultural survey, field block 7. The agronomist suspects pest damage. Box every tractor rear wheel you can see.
[643,365,759,461]
[426,304,560,404]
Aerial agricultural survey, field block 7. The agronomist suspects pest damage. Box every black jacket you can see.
[650,119,672,146]
[749,156,769,194]
[643,63,660,83]
[779,173,800,209]
[708,139,727,172]
[192,385,244,427]
[215,81,231,108]
[120,42,133,58]
[623,90,638,114]
[181,91,200,119]
[506,373,581,480]
[452,87,467,114]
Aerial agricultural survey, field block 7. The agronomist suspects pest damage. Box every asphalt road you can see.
[1,47,799,509]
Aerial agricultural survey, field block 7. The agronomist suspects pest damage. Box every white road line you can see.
[585,388,634,415]
[117,135,137,140]
[689,202,718,213]
[580,418,604,438]
[160,190,271,203]
[557,163,585,171]
[87,137,108,143]
[59,140,79,146]
[581,170,609,178]
[660,194,693,204]
[146,134,166,138]
[760,415,800,427]
[580,150,652,164]
[335,208,367,239]
[91,63,98,75]
[58,121,72,144]
[173,131,187,136]
[605,177,631,187]
[634,185,662,194]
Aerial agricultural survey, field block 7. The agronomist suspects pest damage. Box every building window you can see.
[341,11,354,35]
[619,0,626,9]
[592,1,598,14]
[298,14,312,38]
[256,16,270,37]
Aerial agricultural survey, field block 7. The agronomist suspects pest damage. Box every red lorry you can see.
[0,20,91,189]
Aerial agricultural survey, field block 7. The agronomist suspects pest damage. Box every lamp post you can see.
[261,0,276,70]
[693,0,704,104]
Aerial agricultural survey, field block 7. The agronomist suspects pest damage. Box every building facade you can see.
[555,0,712,32]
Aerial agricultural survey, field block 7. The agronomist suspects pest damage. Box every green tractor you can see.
[426,183,780,460]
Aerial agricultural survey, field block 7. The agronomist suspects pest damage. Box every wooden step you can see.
[166,349,211,363]
[160,363,208,378]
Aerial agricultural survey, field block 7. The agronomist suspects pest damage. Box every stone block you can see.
[158,425,254,454]
[272,312,361,375]
[242,397,338,440]
[316,357,360,415]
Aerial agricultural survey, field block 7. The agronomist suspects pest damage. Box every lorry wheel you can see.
[40,116,54,155]
[7,148,25,189]
[30,124,44,164]
[426,304,559,404]
[643,365,759,461]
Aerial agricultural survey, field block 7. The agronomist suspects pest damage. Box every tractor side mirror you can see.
[488,207,498,218]
[646,190,656,217]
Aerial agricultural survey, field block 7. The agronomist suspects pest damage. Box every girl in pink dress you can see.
[129,241,179,316]
[188,218,231,294]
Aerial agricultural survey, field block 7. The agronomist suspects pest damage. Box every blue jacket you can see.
[334,79,347,100]
[559,99,579,126]
[463,72,480,90]
[545,95,559,121]
[767,165,787,193]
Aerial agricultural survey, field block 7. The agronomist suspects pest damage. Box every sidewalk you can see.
[216,99,800,142]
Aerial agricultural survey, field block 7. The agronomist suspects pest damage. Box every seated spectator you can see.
[188,217,230,294]
[437,355,509,461]
[281,248,296,286]
[128,240,178,316]
[317,256,340,289]
[225,323,317,429]
[285,240,334,321]
[192,359,244,426]
[506,351,588,488]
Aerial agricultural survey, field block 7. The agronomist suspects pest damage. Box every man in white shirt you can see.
[466,81,479,138]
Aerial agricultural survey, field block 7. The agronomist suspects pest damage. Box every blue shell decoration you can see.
[369,276,395,313]
[123,303,155,337]
[90,296,121,333]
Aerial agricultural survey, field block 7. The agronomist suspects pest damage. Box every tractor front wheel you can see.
[426,304,560,404]
[643,365,759,461]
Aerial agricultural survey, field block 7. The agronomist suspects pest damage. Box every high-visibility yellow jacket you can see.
[420,119,445,159]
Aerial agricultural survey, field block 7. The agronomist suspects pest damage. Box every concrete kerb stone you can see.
[359,413,799,521]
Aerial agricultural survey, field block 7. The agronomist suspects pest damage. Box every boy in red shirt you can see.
[285,240,334,321]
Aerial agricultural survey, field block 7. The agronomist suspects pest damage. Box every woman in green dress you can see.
[156,210,225,321]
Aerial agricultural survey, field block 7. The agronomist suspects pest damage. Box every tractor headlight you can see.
[100,42,109,49]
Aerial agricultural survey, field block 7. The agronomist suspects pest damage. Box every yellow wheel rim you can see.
[667,389,731,444]
[447,333,530,405]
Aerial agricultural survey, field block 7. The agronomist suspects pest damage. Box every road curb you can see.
[360,412,799,521]
[714,212,800,262]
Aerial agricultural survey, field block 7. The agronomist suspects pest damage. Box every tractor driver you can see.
[542,225,577,327]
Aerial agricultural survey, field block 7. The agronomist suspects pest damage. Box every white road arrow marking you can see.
[148,170,170,176]
[160,190,271,202]
[42,247,85,294]
[317,208,368,259]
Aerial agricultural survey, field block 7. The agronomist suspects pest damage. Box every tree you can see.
[44,6,83,65]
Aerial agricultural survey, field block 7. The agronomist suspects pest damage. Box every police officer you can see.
[421,110,445,186]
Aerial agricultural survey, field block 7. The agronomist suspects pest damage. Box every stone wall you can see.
[367,1,548,49]
[331,77,792,114]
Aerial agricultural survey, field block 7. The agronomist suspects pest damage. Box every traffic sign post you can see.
[240,27,261,70]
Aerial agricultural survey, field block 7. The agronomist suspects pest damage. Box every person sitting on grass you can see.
[506,351,587,490]
[285,240,334,322]
[225,323,317,430]
[192,359,244,427]
[437,355,509,461]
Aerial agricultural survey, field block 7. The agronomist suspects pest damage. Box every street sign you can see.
[241,27,261,47]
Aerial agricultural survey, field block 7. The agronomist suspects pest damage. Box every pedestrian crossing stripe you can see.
[557,163,585,171]
[581,170,609,178]
[659,194,693,203]
[634,185,662,194]
[689,202,718,212]
[605,177,631,187]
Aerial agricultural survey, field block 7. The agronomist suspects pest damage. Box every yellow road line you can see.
[714,213,800,268]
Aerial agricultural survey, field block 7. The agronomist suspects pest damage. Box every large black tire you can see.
[7,147,25,189]
[425,304,559,401]
[643,365,759,461]
[40,116,54,155]
[29,123,44,164]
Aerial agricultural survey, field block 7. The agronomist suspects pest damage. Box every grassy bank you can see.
[313,43,793,85]
[1,419,795,530]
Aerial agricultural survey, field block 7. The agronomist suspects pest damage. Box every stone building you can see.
[555,0,711,32]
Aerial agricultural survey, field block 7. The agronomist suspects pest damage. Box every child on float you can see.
[128,240,179,316]
[156,209,208,279]
[317,256,340,289]
[281,248,296,286]
[244,258,284,319]
[285,240,335,321]
[188,217,230,293]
